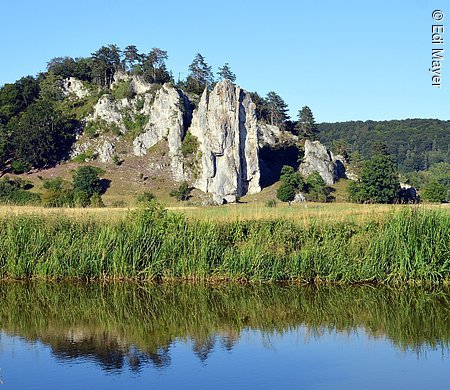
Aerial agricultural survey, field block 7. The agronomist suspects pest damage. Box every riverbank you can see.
[0,204,448,283]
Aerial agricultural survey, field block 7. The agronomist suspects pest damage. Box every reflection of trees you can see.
[193,336,216,363]
[0,282,450,372]
[51,337,125,371]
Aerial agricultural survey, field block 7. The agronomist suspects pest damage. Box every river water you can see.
[0,282,449,389]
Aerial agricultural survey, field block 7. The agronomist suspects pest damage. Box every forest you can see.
[318,119,450,174]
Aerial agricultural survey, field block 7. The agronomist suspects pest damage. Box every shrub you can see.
[84,121,99,138]
[266,199,277,208]
[72,150,95,163]
[280,165,304,190]
[181,132,199,157]
[111,81,135,100]
[305,172,334,202]
[110,200,127,208]
[356,147,400,203]
[0,177,41,205]
[72,166,102,198]
[422,181,447,203]
[90,193,104,208]
[137,191,155,204]
[42,177,75,207]
[170,181,191,201]
[11,160,30,174]
[74,190,90,208]
[112,155,123,165]
[277,182,295,202]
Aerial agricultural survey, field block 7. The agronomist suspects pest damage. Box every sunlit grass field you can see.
[0,202,447,225]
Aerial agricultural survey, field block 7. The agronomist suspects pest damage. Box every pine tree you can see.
[217,63,236,82]
[91,45,122,88]
[123,45,140,72]
[266,91,289,127]
[295,106,318,140]
[186,53,214,94]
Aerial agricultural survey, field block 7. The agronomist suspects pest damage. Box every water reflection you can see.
[1,282,449,373]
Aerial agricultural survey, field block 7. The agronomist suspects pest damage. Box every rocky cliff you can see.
[299,140,346,185]
[189,80,260,204]
[70,77,266,203]
[69,75,343,203]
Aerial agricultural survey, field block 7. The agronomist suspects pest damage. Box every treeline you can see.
[317,119,450,173]
[0,74,78,172]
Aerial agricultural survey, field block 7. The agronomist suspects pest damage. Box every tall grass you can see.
[0,204,448,283]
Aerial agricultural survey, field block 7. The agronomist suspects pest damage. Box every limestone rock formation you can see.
[258,123,298,147]
[71,135,116,163]
[111,70,151,95]
[189,80,261,203]
[299,140,346,185]
[91,95,128,133]
[132,83,188,181]
[62,77,89,99]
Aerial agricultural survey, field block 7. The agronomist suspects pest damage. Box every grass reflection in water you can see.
[1,282,449,372]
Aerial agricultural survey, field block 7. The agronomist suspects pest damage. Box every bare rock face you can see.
[189,80,261,203]
[258,123,298,147]
[91,95,129,134]
[132,83,187,181]
[62,77,89,99]
[299,140,338,185]
[71,135,116,163]
[112,71,151,95]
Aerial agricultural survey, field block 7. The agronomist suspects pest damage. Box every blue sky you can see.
[0,0,448,122]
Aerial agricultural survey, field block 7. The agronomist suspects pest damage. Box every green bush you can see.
[72,150,95,163]
[90,193,104,208]
[266,199,277,208]
[112,155,123,166]
[110,200,127,208]
[305,172,334,202]
[181,132,199,157]
[84,121,99,138]
[422,181,447,203]
[72,166,102,198]
[11,160,30,174]
[74,190,90,208]
[111,81,135,100]
[277,182,295,202]
[0,177,41,205]
[137,191,155,204]
[280,165,304,189]
[42,177,75,207]
[170,181,191,201]
[123,113,148,139]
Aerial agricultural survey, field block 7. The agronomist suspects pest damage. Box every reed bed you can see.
[0,205,448,283]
